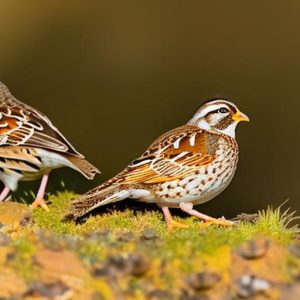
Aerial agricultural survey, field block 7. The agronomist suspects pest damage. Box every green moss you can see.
[255,204,298,244]
[33,191,79,234]
[33,192,298,249]
[29,192,299,278]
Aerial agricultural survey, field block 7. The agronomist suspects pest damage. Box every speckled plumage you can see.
[68,99,249,229]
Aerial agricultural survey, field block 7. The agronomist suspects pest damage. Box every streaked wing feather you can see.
[16,131,69,151]
[121,126,217,185]
[0,102,79,155]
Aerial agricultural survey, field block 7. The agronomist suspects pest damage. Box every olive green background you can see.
[0,1,298,217]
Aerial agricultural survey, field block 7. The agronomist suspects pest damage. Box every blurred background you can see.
[0,0,299,217]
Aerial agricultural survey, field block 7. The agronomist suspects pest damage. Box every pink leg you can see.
[161,206,188,231]
[161,206,172,223]
[30,172,51,211]
[179,202,234,226]
[36,172,50,199]
[0,186,10,202]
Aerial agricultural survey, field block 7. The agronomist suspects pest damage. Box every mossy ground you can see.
[33,191,296,252]
[1,191,300,299]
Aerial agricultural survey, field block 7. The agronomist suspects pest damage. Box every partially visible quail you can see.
[0,82,100,210]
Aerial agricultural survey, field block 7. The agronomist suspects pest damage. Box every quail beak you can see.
[232,110,250,122]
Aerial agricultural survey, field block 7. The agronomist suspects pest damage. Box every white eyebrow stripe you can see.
[193,100,238,120]
[197,104,221,117]
[189,133,197,146]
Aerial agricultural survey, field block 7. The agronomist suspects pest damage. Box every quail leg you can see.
[161,206,188,231]
[0,186,10,202]
[30,172,50,211]
[179,202,234,227]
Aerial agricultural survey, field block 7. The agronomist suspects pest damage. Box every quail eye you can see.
[218,107,229,114]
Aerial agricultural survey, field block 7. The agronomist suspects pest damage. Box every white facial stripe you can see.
[193,100,238,118]
[196,104,221,118]
[198,103,233,118]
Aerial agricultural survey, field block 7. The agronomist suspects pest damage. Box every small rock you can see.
[92,265,110,277]
[127,254,149,276]
[6,252,16,261]
[61,234,81,250]
[37,229,82,252]
[34,249,88,282]
[36,230,65,251]
[88,230,111,243]
[117,232,134,242]
[106,255,126,272]
[19,213,32,227]
[25,281,70,298]
[234,274,271,298]
[238,238,269,259]
[105,254,149,277]
[142,229,158,240]
[185,272,221,290]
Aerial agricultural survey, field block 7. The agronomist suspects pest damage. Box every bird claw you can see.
[30,198,49,212]
[167,220,189,231]
[200,217,234,227]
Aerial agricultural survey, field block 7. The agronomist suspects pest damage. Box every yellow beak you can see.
[232,110,250,122]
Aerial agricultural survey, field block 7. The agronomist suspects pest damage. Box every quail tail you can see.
[64,155,100,179]
[66,184,130,219]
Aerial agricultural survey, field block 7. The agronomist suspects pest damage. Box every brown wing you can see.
[120,126,219,185]
[0,87,82,157]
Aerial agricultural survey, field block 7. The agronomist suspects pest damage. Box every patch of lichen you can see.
[1,191,299,299]
[7,237,38,281]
